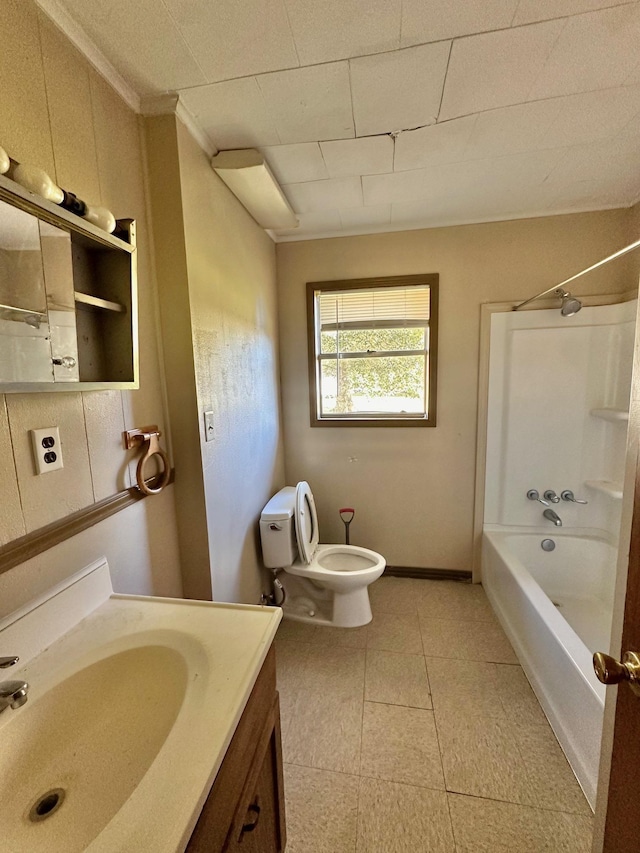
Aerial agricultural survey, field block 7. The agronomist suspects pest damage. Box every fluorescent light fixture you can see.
[210,149,298,230]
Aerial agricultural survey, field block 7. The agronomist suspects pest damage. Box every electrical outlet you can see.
[30,427,63,474]
[204,411,215,442]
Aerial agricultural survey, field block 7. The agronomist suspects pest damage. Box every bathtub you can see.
[482,526,616,809]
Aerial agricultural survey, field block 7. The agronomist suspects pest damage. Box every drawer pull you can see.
[241,800,261,835]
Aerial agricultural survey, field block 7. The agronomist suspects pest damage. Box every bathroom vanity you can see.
[0,559,284,852]
[187,646,285,852]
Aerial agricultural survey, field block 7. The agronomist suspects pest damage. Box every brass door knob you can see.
[593,651,640,696]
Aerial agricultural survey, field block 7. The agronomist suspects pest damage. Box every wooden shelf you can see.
[590,408,629,423]
[585,480,624,499]
[74,291,125,313]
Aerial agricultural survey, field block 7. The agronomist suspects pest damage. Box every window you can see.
[307,274,438,427]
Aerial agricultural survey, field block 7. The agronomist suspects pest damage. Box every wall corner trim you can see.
[140,93,181,116]
[35,0,141,112]
[141,94,217,159]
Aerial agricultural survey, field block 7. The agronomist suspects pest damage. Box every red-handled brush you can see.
[339,507,355,545]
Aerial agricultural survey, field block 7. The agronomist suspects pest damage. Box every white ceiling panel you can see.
[163,0,299,83]
[339,205,392,228]
[462,87,640,159]
[180,79,280,149]
[545,135,640,185]
[464,99,562,159]
[529,5,640,100]
[368,148,563,206]
[261,143,328,183]
[621,110,640,136]
[350,42,451,136]
[363,169,432,206]
[320,136,394,177]
[401,0,519,47]
[546,178,639,211]
[449,148,564,188]
[542,86,640,148]
[275,209,342,236]
[284,176,363,212]
[393,115,478,171]
[625,58,640,86]
[513,0,631,26]
[284,0,401,64]
[390,199,443,225]
[391,182,556,227]
[439,20,564,120]
[58,0,206,93]
[52,0,640,240]
[256,62,354,143]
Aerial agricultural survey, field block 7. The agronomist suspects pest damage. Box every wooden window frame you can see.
[306,274,439,428]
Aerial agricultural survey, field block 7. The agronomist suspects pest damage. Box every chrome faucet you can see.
[0,681,29,713]
[0,656,28,713]
[527,489,550,506]
[543,508,563,527]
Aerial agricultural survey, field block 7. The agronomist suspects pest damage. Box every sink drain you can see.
[29,788,65,822]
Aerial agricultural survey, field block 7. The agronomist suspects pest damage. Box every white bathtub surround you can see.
[484,300,636,540]
[0,558,281,852]
[480,299,637,810]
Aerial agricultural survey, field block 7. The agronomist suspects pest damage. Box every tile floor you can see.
[275,576,593,853]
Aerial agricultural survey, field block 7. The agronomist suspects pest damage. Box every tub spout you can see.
[543,508,562,527]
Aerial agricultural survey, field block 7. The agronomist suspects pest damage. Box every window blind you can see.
[318,285,431,329]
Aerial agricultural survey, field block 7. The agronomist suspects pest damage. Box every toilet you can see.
[260,482,385,628]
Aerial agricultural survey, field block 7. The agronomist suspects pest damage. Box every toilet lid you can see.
[295,481,320,564]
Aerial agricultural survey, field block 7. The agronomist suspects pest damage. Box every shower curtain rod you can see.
[512,235,640,311]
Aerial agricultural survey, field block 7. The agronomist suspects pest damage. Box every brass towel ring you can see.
[124,426,171,496]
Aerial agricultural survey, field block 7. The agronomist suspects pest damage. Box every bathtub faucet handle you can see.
[526,490,550,506]
[560,490,588,504]
[543,490,560,504]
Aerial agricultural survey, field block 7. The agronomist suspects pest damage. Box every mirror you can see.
[0,201,77,383]
[0,176,138,392]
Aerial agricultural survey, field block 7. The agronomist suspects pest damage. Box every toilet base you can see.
[277,572,374,628]
[333,587,373,628]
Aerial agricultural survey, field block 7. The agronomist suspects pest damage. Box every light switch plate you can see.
[30,427,63,474]
[204,411,215,442]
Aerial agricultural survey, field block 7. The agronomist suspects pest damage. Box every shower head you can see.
[513,236,640,313]
[558,289,582,316]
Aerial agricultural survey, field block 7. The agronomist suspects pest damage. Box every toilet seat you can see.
[287,543,385,581]
[292,482,385,581]
[295,481,320,564]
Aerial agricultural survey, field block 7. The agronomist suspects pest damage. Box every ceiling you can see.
[44,0,640,241]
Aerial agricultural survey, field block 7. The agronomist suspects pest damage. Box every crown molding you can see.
[35,0,140,112]
[176,101,217,158]
[273,203,630,243]
[34,0,217,162]
[139,93,180,116]
[140,95,217,159]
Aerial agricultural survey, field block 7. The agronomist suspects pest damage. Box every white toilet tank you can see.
[260,486,297,568]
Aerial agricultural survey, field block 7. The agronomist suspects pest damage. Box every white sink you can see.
[0,559,281,852]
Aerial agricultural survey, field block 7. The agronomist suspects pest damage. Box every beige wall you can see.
[277,209,638,571]
[0,1,182,614]
[145,115,285,604]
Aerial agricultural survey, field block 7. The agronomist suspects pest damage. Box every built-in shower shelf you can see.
[590,408,629,422]
[585,479,623,499]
